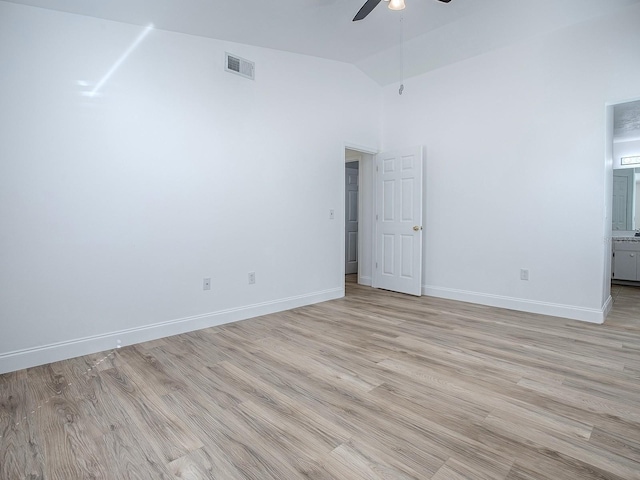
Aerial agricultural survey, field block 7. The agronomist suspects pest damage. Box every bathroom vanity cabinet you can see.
[613,239,640,281]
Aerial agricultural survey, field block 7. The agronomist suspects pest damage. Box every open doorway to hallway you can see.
[344,148,374,290]
[345,160,359,275]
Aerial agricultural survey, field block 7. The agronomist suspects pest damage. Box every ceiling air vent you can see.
[225,53,255,80]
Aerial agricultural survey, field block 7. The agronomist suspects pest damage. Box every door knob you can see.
[413,226,423,231]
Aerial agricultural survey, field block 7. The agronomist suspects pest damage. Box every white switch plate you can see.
[248,272,256,284]
[329,209,335,220]
[203,277,211,290]
[520,269,529,281]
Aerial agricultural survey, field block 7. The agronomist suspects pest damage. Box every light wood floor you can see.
[2,280,640,479]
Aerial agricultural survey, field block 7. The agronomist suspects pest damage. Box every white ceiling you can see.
[4,0,640,85]
[614,100,640,139]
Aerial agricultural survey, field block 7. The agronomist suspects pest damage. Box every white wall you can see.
[381,3,640,322]
[0,1,381,373]
[4,1,639,374]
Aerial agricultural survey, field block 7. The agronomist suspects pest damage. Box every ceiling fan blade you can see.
[353,0,451,22]
[353,0,383,21]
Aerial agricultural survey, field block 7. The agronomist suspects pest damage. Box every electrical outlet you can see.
[520,269,529,281]
[248,272,256,284]
[203,277,211,290]
[329,209,335,220]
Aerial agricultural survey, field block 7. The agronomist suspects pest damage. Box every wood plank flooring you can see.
[2,279,640,479]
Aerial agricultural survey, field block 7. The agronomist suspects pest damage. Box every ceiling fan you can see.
[353,0,452,21]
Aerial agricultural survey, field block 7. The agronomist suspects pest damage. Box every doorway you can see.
[344,148,375,288]
[606,98,640,314]
[345,161,359,275]
[343,146,425,295]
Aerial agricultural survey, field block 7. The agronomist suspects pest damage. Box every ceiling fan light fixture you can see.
[388,0,406,11]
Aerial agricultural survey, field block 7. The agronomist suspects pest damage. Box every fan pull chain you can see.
[399,14,404,95]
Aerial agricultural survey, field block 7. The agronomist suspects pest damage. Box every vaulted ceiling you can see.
[4,0,640,84]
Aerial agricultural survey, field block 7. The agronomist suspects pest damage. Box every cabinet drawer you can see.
[613,240,640,252]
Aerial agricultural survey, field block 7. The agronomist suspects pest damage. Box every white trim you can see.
[423,285,607,324]
[344,142,378,155]
[0,288,343,375]
[602,294,613,320]
[358,275,372,286]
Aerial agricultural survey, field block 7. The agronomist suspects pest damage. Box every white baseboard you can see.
[0,287,344,375]
[423,285,607,324]
[358,275,372,286]
[602,294,613,320]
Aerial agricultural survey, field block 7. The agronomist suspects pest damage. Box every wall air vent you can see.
[225,53,255,80]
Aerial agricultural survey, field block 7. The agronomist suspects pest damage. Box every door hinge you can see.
[376,214,378,221]
[376,165,379,172]
[375,262,378,269]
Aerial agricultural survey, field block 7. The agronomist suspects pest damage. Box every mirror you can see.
[612,100,640,231]
[613,167,640,231]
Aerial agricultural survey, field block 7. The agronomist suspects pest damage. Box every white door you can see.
[373,147,423,296]
[345,164,359,275]
[613,170,633,230]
